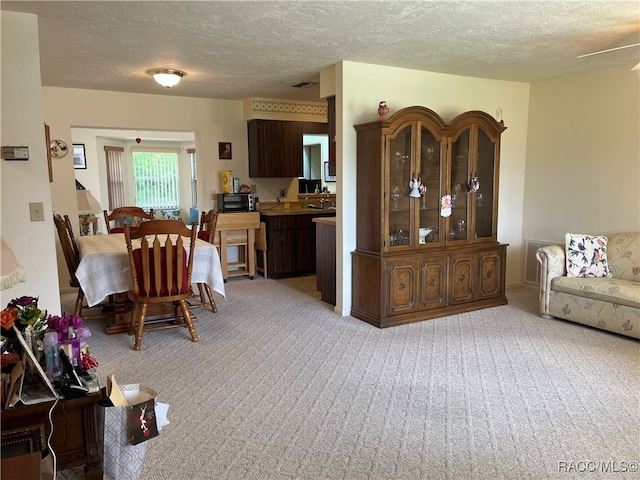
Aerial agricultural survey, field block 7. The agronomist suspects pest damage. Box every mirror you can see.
[300,134,329,194]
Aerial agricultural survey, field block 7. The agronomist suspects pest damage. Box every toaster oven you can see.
[217,193,254,212]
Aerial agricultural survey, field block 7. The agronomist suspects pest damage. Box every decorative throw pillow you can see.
[161,209,182,220]
[565,233,611,278]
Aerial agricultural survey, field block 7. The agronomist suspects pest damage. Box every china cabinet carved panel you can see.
[352,106,507,327]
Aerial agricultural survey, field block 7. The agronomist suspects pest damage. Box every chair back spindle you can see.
[195,209,219,312]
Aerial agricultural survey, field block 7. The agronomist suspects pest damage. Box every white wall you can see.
[335,61,531,314]
[0,12,61,311]
[42,87,249,212]
[524,66,640,243]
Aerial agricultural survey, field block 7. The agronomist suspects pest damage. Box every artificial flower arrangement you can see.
[0,296,97,374]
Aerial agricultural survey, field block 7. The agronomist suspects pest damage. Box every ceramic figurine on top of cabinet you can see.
[378,101,389,120]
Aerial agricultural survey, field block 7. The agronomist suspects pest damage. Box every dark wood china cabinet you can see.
[352,106,508,328]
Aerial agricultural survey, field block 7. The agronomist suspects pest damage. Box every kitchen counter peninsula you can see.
[313,216,336,305]
[258,203,335,278]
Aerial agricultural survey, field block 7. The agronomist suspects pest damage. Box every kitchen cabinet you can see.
[248,120,328,177]
[351,106,507,328]
[260,211,335,278]
[313,217,336,305]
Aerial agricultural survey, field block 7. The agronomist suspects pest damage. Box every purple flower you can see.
[8,296,38,309]
[46,312,88,344]
[67,313,83,330]
[76,326,91,344]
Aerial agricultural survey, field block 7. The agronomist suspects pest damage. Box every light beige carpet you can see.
[57,279,639,479]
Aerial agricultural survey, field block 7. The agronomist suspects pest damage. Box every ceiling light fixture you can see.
[148,68,185,88]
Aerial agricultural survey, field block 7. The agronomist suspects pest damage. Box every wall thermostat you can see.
[2,146,29,160]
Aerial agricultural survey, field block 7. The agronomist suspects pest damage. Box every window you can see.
[132,150,179,210]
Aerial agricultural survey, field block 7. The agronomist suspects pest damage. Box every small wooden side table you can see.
[1,393,103,480]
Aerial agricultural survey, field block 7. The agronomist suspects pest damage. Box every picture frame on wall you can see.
[219,142,232,160]
[73,144,87,169]
[45,124,53,182]
[324,162,336,182]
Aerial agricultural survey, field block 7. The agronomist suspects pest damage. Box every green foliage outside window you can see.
[132,151,179,210]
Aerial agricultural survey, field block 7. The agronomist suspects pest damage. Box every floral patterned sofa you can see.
[536,232,640,339]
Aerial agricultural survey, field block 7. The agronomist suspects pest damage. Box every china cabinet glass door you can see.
[474,129,495,239]
[387,125,413,249]
[449,129,470,242]
[418,126,443,245]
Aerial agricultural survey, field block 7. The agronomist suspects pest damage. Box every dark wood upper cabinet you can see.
[248,119,327,178]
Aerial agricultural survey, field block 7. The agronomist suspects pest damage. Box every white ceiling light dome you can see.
[148,68,185,88]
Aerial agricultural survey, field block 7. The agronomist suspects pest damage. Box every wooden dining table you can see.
[75,233,225,334]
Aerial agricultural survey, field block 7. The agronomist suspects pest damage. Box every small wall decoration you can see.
[219,142,232,160]
[324,162,336,182]
[73,144,87,169]
[49,139,68,158]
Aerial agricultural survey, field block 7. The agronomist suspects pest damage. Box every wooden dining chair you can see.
[104,207,154,233]
[124,219,199,351]
[63,214,80,263]
[53,214,86,316]
[195,209,219,312]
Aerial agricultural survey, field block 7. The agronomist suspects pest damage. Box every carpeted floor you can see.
[58,278,639,479]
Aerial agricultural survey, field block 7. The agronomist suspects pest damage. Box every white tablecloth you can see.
[75,233,225,307]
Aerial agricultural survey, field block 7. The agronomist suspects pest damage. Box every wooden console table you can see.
[1,393,103,479]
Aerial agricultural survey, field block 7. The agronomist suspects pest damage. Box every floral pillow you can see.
[565,233,611,278]
[162,209,182,221]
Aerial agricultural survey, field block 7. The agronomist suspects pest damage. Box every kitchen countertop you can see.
[312,216,336,225]
[258,202,337,217]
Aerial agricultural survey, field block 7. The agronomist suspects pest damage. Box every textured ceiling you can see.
[2,1,639,101]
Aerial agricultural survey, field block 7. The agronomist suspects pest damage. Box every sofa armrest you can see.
[535,244,566,315]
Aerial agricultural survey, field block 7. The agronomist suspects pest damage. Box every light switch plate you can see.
[29,202,45,222]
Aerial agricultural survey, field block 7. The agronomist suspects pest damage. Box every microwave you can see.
[217,193,254,212]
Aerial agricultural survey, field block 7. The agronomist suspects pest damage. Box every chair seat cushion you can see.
[132,246,189,296]
[110,226,138,234]
[197,230,211,242]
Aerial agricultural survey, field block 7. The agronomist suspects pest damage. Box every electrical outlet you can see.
[251,184,257,194]
[29,202,45,222]
[280,188,287,197]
